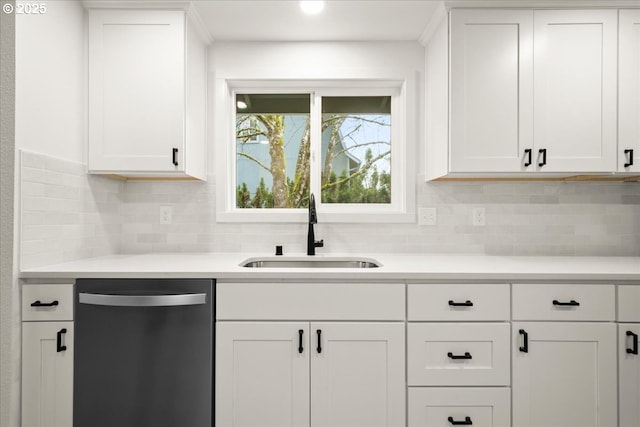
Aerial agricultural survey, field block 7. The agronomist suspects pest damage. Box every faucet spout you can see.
[307,194,323,255]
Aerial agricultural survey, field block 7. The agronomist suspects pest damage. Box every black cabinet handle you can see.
[316,329,322,354]
[538,148,547,167]
[625,149,634,168]
[298,329,304,354]
[524,148,532,167]
[519,329,528,353]
[448,300,473,307]
[172,148,179,166]
[56,328,67,353]
[627,331,638,355]
[448,416,473,425]
[30,300,59,307]
[448,352,472,360]
[553,299,580,306]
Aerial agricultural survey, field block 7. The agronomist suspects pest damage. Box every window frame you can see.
[216,78,416,223]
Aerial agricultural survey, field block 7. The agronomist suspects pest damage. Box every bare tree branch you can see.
[332,141,391,160]
[321,150,391,190]
[237,152,271,173]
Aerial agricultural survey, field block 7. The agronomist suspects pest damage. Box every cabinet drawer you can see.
[407,323,510,386]
[512,284,614,321]
[22,284,74,321]
[408,387,511,427]
[217,283,404,320]
[408,284,509,321]
[618,285,640,322]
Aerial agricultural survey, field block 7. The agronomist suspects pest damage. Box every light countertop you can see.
[19,253,640,283]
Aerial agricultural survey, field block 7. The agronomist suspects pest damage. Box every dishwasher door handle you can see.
[78,293,207,307]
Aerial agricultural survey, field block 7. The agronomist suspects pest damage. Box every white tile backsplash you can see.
[19,151,640,267]
[19,151,123,269]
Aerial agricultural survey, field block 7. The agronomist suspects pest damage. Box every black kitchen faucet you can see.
[307,193,324,255]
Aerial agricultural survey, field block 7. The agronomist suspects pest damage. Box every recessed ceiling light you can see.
[236,100,248,110]
[299,0,325,15]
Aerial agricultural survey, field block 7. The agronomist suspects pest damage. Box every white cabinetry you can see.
[619,10,640,173]
[427,8,619,179]
[216,322,310,427]
[21,284,74,427]
[88,8,207,179]
[407,284,511,427]
[533,10,617,173]
[449,9,533,173]
[512,284,617,427]
[618,286,640,427]
[215,283,405,427]
[408,388,511,427]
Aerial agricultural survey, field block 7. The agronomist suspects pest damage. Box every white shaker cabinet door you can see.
[215,322,310,427]
[88,9,185,173]
[620,324,640,427]
[449,9,533,173]
[533,10,618,173]
[310,322,405,427]
[619,9,640,173]
[512,322,617,427]
[22,322,73,427]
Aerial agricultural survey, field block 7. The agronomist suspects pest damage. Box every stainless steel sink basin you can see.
[241,257,380,269]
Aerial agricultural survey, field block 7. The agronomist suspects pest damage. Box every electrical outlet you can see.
[159,205,173,225]
[472,207,486,226]
[418,207,437,226]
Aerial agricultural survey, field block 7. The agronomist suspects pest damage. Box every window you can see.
[218,80,414,223]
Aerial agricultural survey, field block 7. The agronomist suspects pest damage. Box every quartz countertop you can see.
[19,253,640,283]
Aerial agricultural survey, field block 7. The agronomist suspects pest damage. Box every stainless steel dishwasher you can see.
[74,278,214,427]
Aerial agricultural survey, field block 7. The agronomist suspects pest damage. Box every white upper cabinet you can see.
[619,9,640,173]
[450,9,533,173]
[88,8,207,180]
[427,8,620,179]
[533,10,617,173]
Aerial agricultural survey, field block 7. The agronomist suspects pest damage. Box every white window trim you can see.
[214,75,416,223]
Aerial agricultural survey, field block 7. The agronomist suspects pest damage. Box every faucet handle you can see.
[315,239,324,248]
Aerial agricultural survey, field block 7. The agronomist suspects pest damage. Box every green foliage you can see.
[236,182,251,208]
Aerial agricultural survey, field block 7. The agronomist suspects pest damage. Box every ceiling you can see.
[192,1,441,42]
[190,0,640,42]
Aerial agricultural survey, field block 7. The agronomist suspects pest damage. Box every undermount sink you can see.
[241,257,381,269]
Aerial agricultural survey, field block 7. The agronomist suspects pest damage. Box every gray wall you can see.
[1,2,17,426]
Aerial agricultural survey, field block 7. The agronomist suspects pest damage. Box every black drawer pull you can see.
[524,148,532,167]
[448,416,473,425]
[553,299,579,307]
[538,148,547,167]
[448,352,472,360]
[627,331,638,355]
[519,329,528,353]
[448,300,473,307]
[172,148,179,166]
[298,329,304,354]
[316,329,322,354]
[56,328,67,353]
[625,149,634,168]
[31,300,59,307]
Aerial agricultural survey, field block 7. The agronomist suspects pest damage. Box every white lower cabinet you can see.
[215,321,405,427]
[408,387,511,427]
[216,322,310,427]
[619,324,640,427]
[512,322,617,427]
[21,284,74,427]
